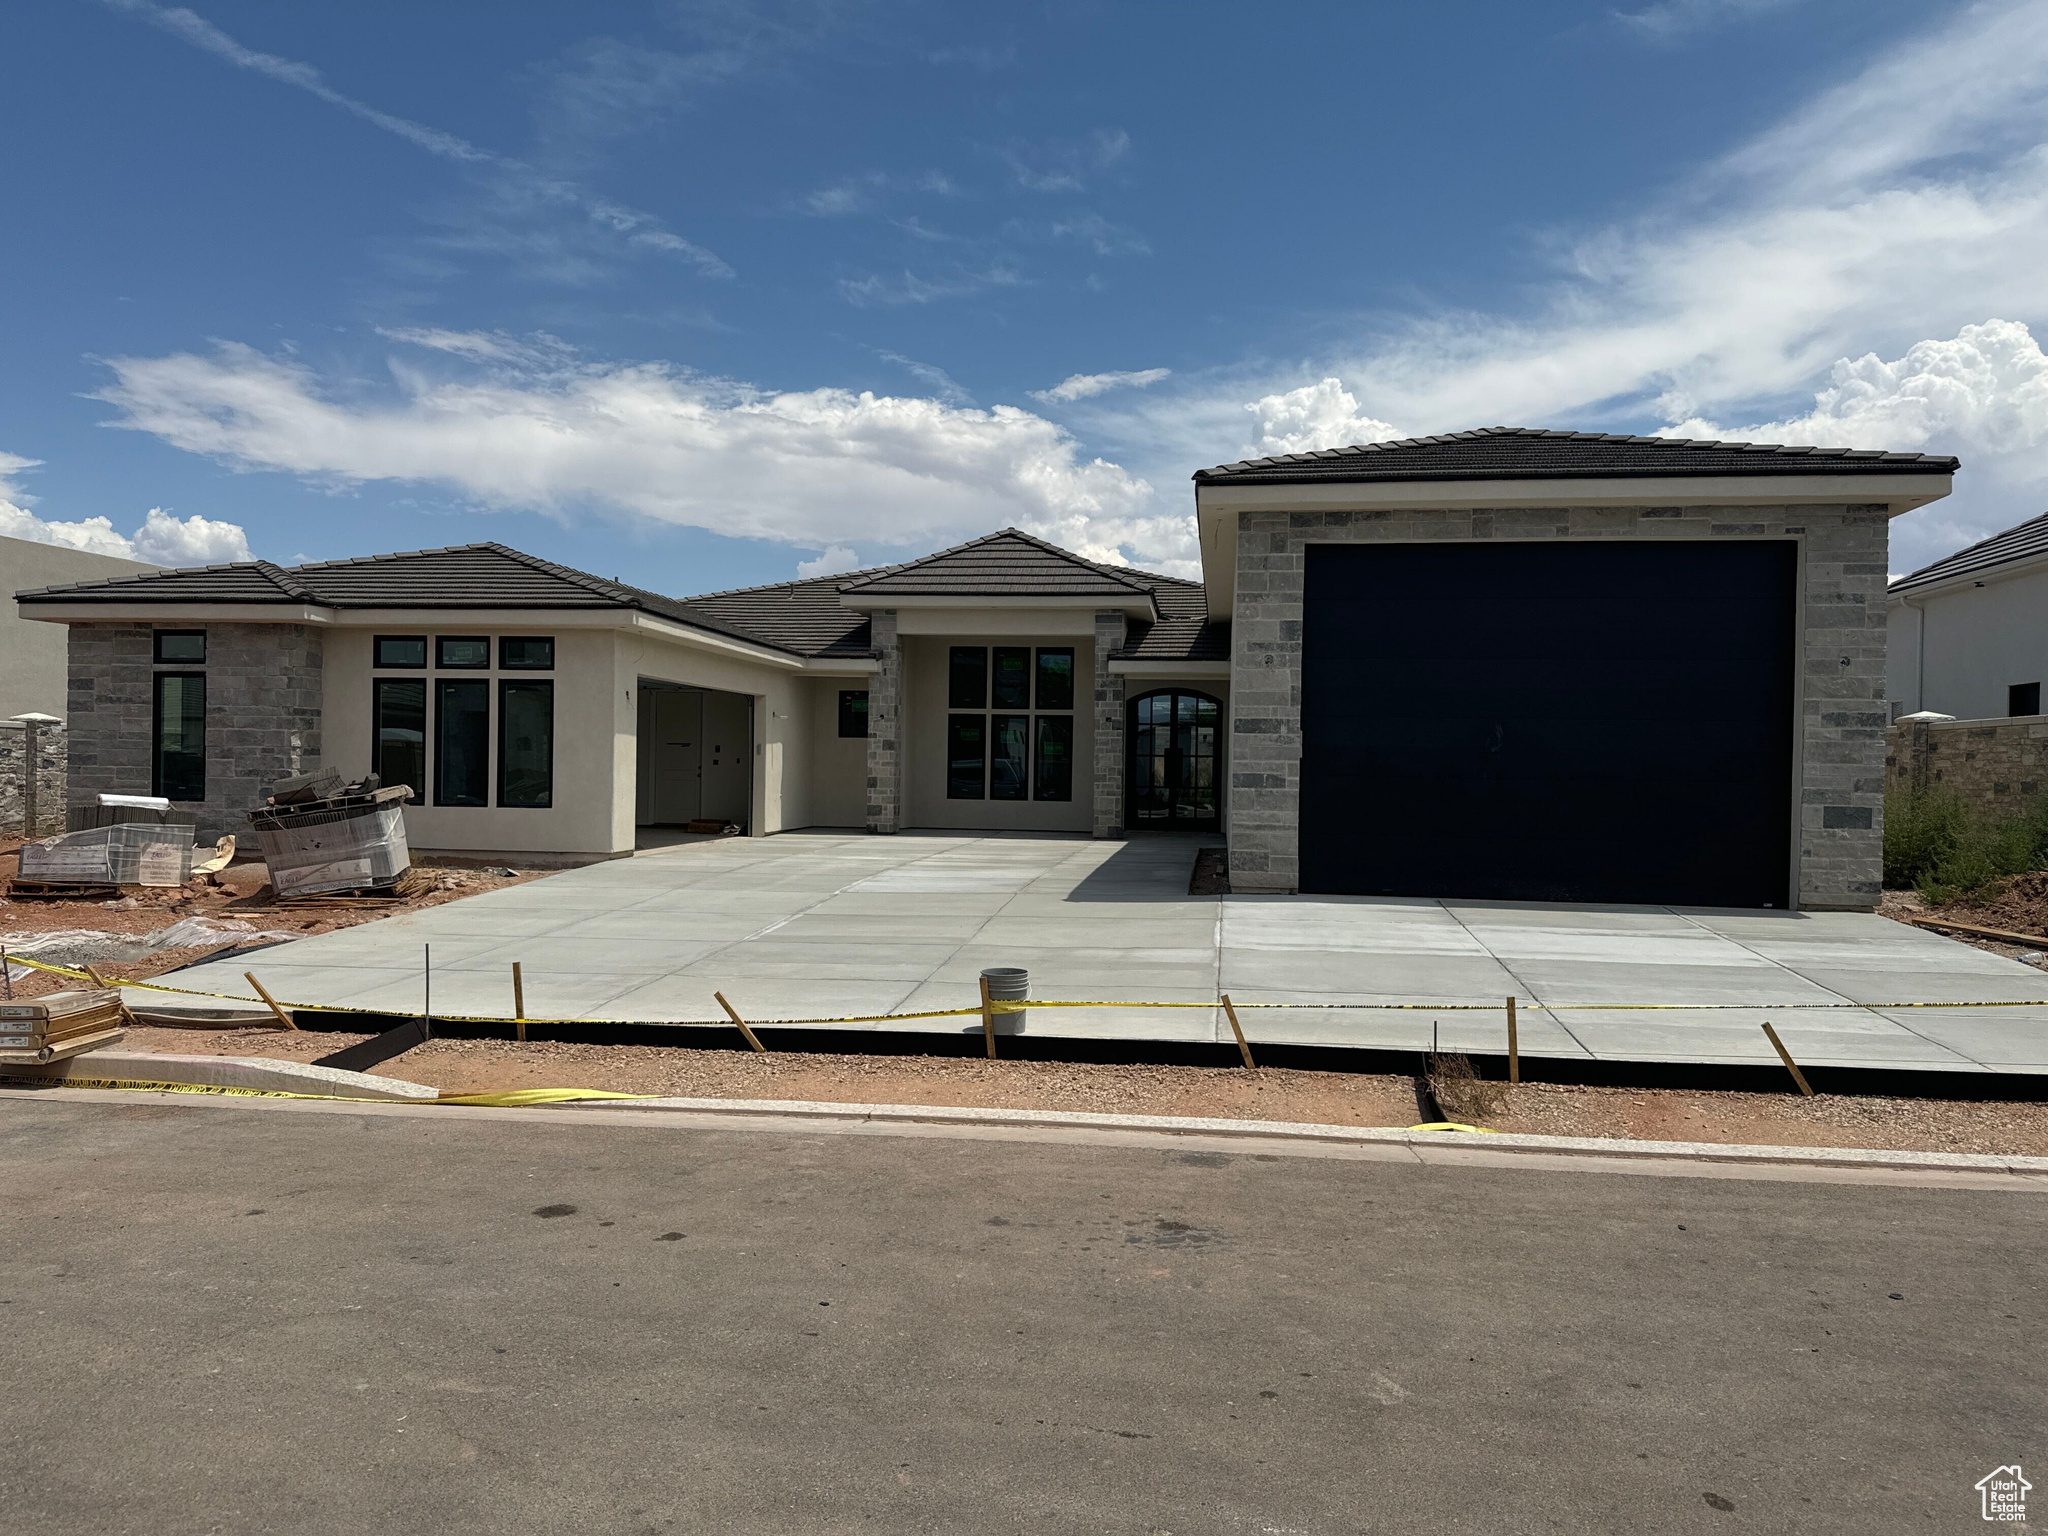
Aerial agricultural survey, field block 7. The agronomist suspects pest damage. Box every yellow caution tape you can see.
[1407,1121,1500,1134]
[12,947,2048,1030]
[435,1088,649,1107]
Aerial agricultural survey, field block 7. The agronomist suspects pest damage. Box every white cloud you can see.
[1032,369,1171,404]
[90,336,1189,573]
[0,450,249,565]
[1047,214,1150,257]
[1615,0,1801,42]
[838,264,1024,307]
[877,352,973,406]
[796,545,859,579]
[1244,380,1402,458]
[106,0,731,279]
[1003,128,1130,193]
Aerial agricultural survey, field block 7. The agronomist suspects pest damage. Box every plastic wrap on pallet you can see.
[66,803,202,832]
[18,823,197,886]
[252,801,411,898]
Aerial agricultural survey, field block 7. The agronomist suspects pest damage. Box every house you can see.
[0,533,158,720]
[14,428,1956,911]
[1887,508,2048,721]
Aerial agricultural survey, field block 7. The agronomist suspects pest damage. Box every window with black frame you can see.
[152,672,206,802]
[838,690,869,738]
[946,645,1076,803]
[498,678,554,807]
[435,679,490,806]
[373,678,426,794]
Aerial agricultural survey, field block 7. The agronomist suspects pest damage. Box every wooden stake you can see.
[82,964,138,1029]
[980,974,996,1060]
[512,962,527,1043]
[244,971,299,1032]
[1506,995,1520,1085]
[714,991,767,1053]
[1760,1021,1815,1097]
[1221,993,1256,1069]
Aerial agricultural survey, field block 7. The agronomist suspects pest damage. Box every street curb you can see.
[550,1095,2048,1176]
[0,1049,439,1102]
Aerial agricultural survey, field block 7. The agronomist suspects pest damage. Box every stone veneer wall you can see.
[1887,714,2048,811]
[0,717,66,835]
[1227,502,1892,909]
[1091,610,1127,838]
[67,622,324,840]
[864,608,903,834]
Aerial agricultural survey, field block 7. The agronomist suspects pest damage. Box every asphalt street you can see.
[1,1095,2041,1534]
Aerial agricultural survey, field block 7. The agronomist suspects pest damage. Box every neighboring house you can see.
[15,428,1956,911]
[1886,509,2048,722]
[0,533,158,720]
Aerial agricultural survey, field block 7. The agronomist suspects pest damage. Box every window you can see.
[373,679,426,794]
[838,689,869,738]
[374,635,427,669]
[990,714,1028,801]
[498,679,554,808]
[153,630,206,664]
[948,646,987,709]
[152,673,206,801]
[992,647,1031,708]
[435,679,490,806]
[947,714,986,799]
[1035,648,1075,711]
[436,635,491,669]
[499,636,555,670]
[1034,715,1073,801]
[2012,683,2041,718]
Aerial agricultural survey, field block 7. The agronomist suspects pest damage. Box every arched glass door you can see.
[1128,690,1222,829]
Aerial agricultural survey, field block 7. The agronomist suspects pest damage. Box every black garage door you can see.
[1299,540,1796,908]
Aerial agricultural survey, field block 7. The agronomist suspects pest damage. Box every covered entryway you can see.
[636,681,752,833]
[1298,540,1798,907]
[1128,689,1222,831]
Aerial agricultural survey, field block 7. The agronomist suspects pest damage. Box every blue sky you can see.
[3,0,2045,591]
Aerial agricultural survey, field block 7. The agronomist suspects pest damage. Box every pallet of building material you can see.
[250,794,412,899]
[268,866,429,907]
[17,823,197,888]
[0,989,130,1065]
[4,879,123,900]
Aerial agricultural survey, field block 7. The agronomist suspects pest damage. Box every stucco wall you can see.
[1226,503,1891,909]
[901,632,1094,833]
[804,677,868,827]
[2,536,157,721]
[1886,566,2048,722]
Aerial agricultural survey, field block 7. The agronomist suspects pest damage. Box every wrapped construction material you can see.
[0,988,127,1065]
[18,823,197,886]
[251,800,411,898]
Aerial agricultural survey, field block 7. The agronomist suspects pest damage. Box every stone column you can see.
[865,609,903,834]
[1092,610,1126,839]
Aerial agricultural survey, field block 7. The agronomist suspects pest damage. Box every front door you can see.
[1128,690,1221,830]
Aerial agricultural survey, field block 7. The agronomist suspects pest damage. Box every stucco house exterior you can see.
[1886,508,2048,721]
[15,428,1957,911]
[0,532,158,721]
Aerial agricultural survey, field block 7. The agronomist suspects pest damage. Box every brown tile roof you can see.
[1889,509,2048,595]
[836,528,1159,600]
[1195,426,1961,485]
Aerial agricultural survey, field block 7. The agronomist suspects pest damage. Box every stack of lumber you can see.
[0,989,128,1066]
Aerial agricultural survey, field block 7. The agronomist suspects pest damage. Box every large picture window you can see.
[1033,715,1073,802]
[498,679,554,808]
[152,673,206,802]
[946,714,986,799]
[435,679,490,806]
[373,679,426,795]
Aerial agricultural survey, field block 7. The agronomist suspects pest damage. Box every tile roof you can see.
[836,528,1159,600]
[15,542,810,656]
[1110,579,1229,662]
[1889,509,2048,596]
[1194,426,1961,485]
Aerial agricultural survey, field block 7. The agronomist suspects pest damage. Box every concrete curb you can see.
[1,1049,439,1102]
[549,1095,2048,1176]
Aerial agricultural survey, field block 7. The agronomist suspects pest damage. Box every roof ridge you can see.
[249,559,316,602]
[836,526,1160,595]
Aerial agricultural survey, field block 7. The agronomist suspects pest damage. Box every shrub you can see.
[1883,785,1968,889]
[1887,784,2048,904]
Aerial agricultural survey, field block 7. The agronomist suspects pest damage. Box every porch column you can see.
[1092,610,1126,838]
[866,608,903,833]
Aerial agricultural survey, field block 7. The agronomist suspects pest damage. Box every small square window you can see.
[436,635,491,669]
[2012,682,2041,717]
[375,635,427,669]
[838,690,869,738]
[499,636,555,670]
[154,630,205,664]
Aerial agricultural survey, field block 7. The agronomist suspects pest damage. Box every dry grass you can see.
[1424,1052,1509,1122]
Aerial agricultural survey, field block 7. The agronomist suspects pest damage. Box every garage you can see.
[1298,539,1798,907]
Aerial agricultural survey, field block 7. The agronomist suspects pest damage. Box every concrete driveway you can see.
[148,832,2048,1073]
